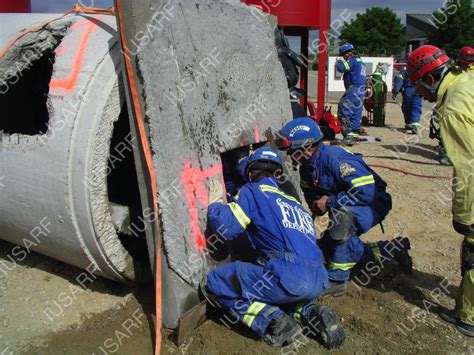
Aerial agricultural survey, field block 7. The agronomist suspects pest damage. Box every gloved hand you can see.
[312,196,329,216]
[208,179,224,205]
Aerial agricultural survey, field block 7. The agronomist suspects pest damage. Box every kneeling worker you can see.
[277,118,413,296]
[203,147,346,349]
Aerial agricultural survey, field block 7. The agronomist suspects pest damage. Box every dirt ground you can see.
[2,97,474,354]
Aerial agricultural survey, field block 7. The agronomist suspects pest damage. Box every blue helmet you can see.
[277,117,324,150]
[245,147,283,179]
[339,43,355,56]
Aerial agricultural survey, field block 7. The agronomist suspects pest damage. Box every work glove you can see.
[312,196,329,217]
[208,179,224,205]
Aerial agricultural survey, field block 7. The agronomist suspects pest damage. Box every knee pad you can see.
[453,220,474,237]
[328,209,355,244]
[461,239,474,273]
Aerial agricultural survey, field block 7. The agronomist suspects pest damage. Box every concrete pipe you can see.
[0,14,143,282]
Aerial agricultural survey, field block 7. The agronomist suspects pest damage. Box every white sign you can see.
[328,56,395,92]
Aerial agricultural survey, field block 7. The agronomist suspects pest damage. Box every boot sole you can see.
[320,289,346,298]
[456,325,474,337]
[439,312,474,337]
[266,325,304,347]
[311,306,346,349]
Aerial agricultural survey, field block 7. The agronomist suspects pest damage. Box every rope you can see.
[113,1,162,353]
[368,164,451,180]
[0,3,114,59]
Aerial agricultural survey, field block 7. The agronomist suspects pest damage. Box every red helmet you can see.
[461,46,474,62]
[407,45,450,82]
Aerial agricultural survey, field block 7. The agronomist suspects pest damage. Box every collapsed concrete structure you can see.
[0,0,294,327]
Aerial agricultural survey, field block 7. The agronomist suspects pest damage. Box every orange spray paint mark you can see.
[181,162,223,250]
[50,19,98,94]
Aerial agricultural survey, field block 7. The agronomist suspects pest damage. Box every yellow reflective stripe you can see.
[242,302,267,328]
[351,175,375,187]
[370,243,382,262]
[259,185,301,205]
[293,304,303,324]
[329,261,357,271]
[397,74,404,78]
[356,58,363,62]
[228,202,251,229]
[352,180,375,188]
[343,60,350,71]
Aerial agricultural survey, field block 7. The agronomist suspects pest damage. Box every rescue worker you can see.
[203,147,346,349]
[407,45,474,336]
[392,67,423,134]
[277,117,413,296]
[336,43,367,146]
[460,46,474,72]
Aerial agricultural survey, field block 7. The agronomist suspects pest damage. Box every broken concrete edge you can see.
[0,19,71,86]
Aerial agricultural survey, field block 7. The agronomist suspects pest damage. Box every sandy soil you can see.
[1,99,474,354]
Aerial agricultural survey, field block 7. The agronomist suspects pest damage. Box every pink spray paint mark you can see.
[254,123,260,143]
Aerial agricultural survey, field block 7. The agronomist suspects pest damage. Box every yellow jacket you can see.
[437,70,474,225]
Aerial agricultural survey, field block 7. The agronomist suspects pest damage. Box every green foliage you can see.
[339,7,405,56]
[427,0,474,58]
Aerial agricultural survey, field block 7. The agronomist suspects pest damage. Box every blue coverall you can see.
[207,177,328,337]
[336,55,367,134]
[300,144,395,281]
[393,69,423,128]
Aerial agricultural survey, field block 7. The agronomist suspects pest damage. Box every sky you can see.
[30,0,447,51]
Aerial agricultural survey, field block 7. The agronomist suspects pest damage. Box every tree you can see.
[339,7,405,56]
[427,0,474,58]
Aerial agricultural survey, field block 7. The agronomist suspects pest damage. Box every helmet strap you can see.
[420,64,450,96]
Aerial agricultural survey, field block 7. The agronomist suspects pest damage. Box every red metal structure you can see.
[241,0,331,119]
[0,0,31,13]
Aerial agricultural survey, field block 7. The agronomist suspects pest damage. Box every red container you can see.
[0,0,31,13]
[241,0,321,28]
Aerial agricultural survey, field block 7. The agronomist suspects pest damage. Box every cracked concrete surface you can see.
[140,0,292,288]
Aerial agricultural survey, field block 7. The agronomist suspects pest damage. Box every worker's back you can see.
[309,144,388,205]
[209,176,323,263]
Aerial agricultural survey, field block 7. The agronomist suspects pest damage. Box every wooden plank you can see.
[176,301,208,346]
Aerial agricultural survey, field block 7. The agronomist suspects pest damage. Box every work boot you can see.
[305,304,346,349]
[438,146,453,166]
[408,125,418,135]
[263,313,302,347]
[318,280,347,298]
[343,135,356,147]
[392,237,413,274]
[439,309,474,337]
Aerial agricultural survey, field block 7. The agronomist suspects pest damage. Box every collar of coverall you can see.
[436,69,463,107]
